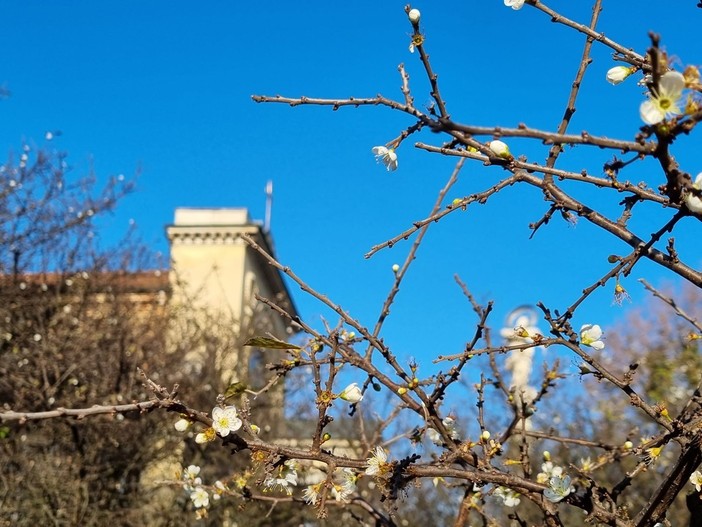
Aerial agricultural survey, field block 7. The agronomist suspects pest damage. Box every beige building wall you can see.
[166,207,297,433]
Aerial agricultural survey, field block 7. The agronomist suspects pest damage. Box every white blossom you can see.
[408,8,420,23]
[494,486,520,507]
[504,0,525,10]
[371,146,398,171]
[537,461,564,484]
[263,460,298,495]
[691,470,702,492]
[580,324,605,350]
[365,446,389,476]
[640,71,685,125]
[543,475,572,503]
[331,469,357,502]
[211,405,242,437]
[190,487,210,508]
[183,465,201,480]
[303,483,321,504]
[685,173,702,214]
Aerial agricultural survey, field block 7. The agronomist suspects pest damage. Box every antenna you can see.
[264,180,273,232]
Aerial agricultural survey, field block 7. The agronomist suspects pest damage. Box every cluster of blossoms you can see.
[426,416,460,446]
[536,453,573,503]
[303,468,358,504]
[493,486,521,507]
[182,405,243,444]
[536,458,564,484]
[263,460,299,495]
[607,62,698,126]
[182,465,209,510]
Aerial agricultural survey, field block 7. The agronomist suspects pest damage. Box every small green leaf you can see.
[244,336,301,350]
[223,382,248,399]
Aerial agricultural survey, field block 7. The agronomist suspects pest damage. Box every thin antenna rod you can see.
[264,180,273,232]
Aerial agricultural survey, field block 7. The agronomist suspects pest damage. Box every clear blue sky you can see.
[2,1,701,380]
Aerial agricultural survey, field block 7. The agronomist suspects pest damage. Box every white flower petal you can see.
[640,100,664,125]
[659,71,685,96]
[504,0,525,9]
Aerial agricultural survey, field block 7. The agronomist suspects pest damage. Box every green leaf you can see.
[223,382,248,399]
[244,336,301,350]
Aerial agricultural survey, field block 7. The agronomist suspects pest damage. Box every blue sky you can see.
[2,1,701,381]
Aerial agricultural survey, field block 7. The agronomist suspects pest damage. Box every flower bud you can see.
[408,9,421,24]
[481,430,491,441]
[488,140,512,160]
[338,382,363,403]
[174,418,192,432]
[606,66,634,85]
[392,264,400,273]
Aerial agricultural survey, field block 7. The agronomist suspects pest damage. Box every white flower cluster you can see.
[303,468,357,504]
[263,460,299,495]
[427,416,460,446]
[182,465,210,509]
[494,486,520,507]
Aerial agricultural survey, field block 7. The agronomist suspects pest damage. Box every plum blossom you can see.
[427,416,460,446]
[685,173,702,214]
[640,71,685,125]
[408,8,420,23]
[543,475,572,503]
[263,460,298,495]
[212,405,242,437]
[690,470,702,491]
[190,487,210,508]
[372,146,398,171]
[494,486,520,507]
[580,324,605,350]
[331,469,357,502]
[504,0,525,10]
[537,461,564,484]
[365,446,390,476]
[303,483,321,504]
